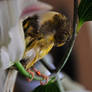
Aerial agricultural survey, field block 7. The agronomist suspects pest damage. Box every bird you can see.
[20,11,72,83]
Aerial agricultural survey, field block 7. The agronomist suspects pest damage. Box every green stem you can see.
[56,0,78,73]
[14,61,44,81]
[56,73,64,92]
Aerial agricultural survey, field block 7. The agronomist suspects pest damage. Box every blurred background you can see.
[14,0,92,91]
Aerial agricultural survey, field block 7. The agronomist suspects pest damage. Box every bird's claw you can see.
[26,69,34,82]
[33,68,48,85]
[26,68,48,85]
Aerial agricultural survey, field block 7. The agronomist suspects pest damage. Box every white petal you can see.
[0,68,6,92]
[0,47,11,70]
[7,0,22,26]
[8,23,25,62]
[0,0,25,69]
[0,1,11,47]
[20,0,53,18]
[6,0,52,23]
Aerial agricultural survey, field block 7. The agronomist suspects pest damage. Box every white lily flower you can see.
[0,0,52,70]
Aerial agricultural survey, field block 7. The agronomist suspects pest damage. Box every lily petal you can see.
[0,0,25,69]
[0,1,11,47]
[8,23,25,62]
[20,0,53,18]
[0,47,10,69]
[7,0,53,22]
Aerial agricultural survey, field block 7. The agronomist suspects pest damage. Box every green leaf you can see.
[78,0,92,24]
[32,82,61,92]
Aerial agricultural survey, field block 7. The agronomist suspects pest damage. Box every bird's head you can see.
[38,11,72,47]
[22,11,72,49]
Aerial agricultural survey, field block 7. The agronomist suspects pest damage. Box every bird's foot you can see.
[26,69,34,82]
[26,68,48,85]
[33,68,48,85]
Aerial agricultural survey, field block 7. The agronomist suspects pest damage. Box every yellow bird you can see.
[21,11,72,70]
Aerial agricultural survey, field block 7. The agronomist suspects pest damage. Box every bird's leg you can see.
[32,68,48,85]
[25,54,39,82]
[26,69,34,82]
